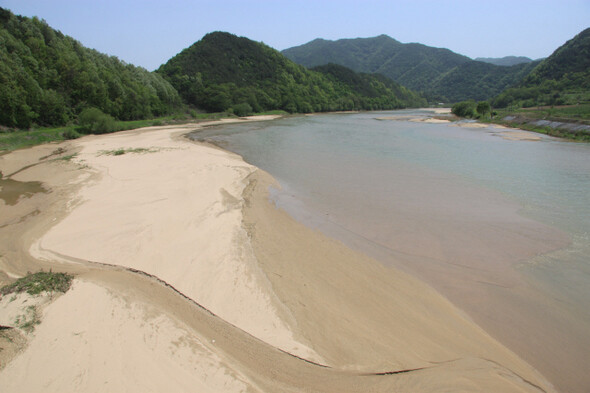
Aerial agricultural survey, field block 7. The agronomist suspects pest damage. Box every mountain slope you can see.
[475,56,533,66]
[523,28,590,84]
[283,35,537,102]
[157,32,425,113]
[311,63,426,108]
[428,60,540,102]
[493,27,590,107]
[0,8,181,129]
[282,35,471,92]
[281,35,407,73]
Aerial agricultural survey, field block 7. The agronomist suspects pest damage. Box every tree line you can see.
[0,8,181,129]
[0,12,427,131]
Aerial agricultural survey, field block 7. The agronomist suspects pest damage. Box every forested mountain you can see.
[282,35,539,102]
[493,28,590,108]
[427,60,539,102]
[283,35,410,74]
[0,8,181,129]
[157,32,426,114]
[311,63,425,105]
[475,56,533,66]
[282,35,470,91]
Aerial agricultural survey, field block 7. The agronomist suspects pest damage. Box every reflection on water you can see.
[191,110,590,392]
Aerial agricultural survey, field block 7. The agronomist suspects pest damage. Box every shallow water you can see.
[192,110,590,392]
[0,178,47,206]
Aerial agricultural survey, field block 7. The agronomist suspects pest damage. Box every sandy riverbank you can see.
[0,118,555,392]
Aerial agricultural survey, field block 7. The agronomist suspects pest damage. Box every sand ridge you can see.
[0,117,556,392]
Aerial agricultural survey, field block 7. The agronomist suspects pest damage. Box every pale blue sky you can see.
[1,0,589,71]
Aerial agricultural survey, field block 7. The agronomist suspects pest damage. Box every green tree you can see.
[476,101,491,118]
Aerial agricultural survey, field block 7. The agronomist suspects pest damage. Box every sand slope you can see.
[30,121,321,363]
[0,279,258,393]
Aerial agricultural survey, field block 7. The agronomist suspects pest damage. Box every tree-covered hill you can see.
[311,63,426,108]
[282,35,471,92]
[0,8,181,129]
[157,32,426,114]
[282,35,541,102]
[282,35,409,74]
[493,28,590,108]
[426,60,539,102]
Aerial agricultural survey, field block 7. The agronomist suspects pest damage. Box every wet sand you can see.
[0,118,556,392]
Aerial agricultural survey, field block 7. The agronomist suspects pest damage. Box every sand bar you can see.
[0,118,556,392]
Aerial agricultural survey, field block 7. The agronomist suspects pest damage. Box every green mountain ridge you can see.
[282,35,543,102]
[156,31,426,114]
[431,60,540,102]
[0,8,181,129]
[475,56,534,66]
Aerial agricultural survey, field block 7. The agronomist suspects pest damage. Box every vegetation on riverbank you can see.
[492,105,590,141]
[451,100,491,119]
[0,9,182,130]
[0,110,247,152]
[451,100,590,141]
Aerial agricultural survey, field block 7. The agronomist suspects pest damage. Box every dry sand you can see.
[496,129,543,141]
[28,118,321,362]
[376,116,450,123]
[450,122,544,140]
[426,107,452,114]
[451,121,490,128]
[0,117,556,392]
[376,107,452,123]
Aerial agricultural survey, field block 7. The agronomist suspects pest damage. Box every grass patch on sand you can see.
[13,306,40,333]
[1,271,73,296]
[55,153,78,162]
[99,147,157,156]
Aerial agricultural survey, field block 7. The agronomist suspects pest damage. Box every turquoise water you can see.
[192,110,590,392]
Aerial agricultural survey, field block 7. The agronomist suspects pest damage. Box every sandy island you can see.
[0,117,555,392]
[376,108,543,141]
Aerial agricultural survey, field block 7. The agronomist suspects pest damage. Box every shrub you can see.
[62,129,81,139]
[78,107,117,134]
[232,103,253,117]
[451,100,477,118]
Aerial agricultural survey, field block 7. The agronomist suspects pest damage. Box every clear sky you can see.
[1,0,589,71]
